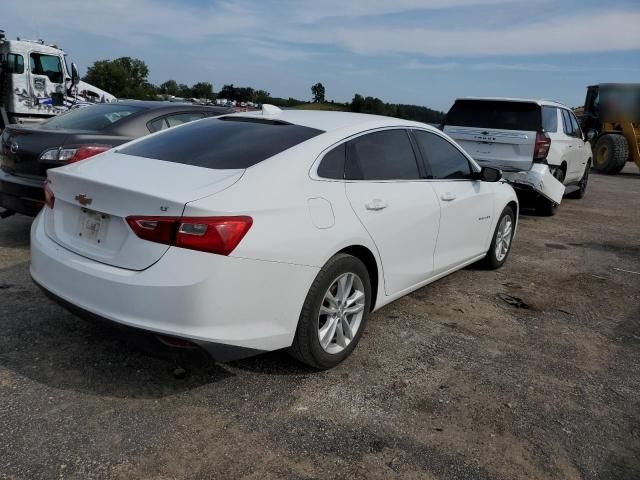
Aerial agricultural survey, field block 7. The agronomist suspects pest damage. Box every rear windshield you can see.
[445,100,541,131]
[42,104,145,130]
[118,117,324,169]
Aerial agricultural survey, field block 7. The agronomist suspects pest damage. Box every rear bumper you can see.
[30,211,319,360]
[503,163,565,205]
[0,169,44,216]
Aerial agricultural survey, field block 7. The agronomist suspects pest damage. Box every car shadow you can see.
[0,262,238,399]
[0,214,32,248]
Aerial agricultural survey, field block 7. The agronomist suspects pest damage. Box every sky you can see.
[5,0,640,111]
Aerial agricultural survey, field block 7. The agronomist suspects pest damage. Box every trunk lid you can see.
[443,126,536,172]
[443,99,542,172]
[45,152,243,270]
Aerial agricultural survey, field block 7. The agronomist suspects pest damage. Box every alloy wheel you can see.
[317,272,366,354]
[495,215,513,262]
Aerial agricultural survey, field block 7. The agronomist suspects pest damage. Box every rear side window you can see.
[7,53,24,74]
[445,100,541,131]
[148,117,169,133]
[542,107,558,133]
[561,109,578,137]
[317,144,345,179]
[413,130,472,180]
[120,117,324,169]
[346,130,420,180]
[166,112,205,127]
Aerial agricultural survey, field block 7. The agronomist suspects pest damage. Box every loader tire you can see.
[593,134,628,174]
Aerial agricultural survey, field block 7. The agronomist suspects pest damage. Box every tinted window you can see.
[542,106,558,133]
[29,53,63,83]
[317,144,345,179]
[148,117,168,133]
[569,112,582,138]
[413,130,472,180]
[42,104,145,130]
[120,117,324,169]
[445,100,541,131]
[166,112,205,127]
[346,130,420,180]
[561,109,574,136]
[7,53,24,74]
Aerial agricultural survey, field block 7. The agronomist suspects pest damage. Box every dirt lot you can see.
[1,166,639,480]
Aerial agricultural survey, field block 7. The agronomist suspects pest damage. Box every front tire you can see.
[480,206,515,269]
[289,254,371,369]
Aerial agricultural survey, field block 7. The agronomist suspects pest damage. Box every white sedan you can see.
[30,106,518,369]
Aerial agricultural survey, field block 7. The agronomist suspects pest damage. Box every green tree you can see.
[160,80,179,96]
[192,82,214,100]
[254,90,271,104]
[311,82,325,103]
[350,93,365,112]
[83,57,156,100]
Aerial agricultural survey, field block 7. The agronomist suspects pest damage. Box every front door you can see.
[344,129,441,296]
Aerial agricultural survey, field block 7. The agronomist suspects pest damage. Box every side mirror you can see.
[479,166,502,182]
[71,63,80,86]
[586,130,596,142]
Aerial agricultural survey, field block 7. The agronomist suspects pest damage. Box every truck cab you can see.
[0,29,115,128]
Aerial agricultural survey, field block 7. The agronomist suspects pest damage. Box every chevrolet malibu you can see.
[30,106,518,369]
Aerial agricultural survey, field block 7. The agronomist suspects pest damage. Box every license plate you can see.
[78,208,110,244]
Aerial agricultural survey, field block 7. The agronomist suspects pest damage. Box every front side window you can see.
[346,129,420,181]
[29,53,63,83]
[7,53,24,74]
[542,106,558,133]
[569,112,582,139]
[317,143,346,179]
[413,130,473,180]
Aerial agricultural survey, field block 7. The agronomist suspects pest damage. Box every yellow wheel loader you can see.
[580,83,640,174]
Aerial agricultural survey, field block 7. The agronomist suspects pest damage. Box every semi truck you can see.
[0,29,115,128]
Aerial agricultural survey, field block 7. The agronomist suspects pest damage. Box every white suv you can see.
[442,98,592,215]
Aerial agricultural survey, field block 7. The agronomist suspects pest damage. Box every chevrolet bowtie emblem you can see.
[75,194,93,206]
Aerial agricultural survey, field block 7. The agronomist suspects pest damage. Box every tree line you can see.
[83,57,444,123]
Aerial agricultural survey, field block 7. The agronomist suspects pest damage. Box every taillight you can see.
[126,216,253,256]
[39,145,111,164]
[43,180,55,209]
[533,131,551,161]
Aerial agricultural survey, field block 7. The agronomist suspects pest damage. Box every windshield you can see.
[42,104,145,130]
[445,100,541,131]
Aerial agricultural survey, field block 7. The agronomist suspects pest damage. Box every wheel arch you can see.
[336,245,380,311]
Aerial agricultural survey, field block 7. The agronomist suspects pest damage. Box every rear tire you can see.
[593,134,628,174]
[480,206,515,270]
[567,161,590,199]
[289,254,371,369]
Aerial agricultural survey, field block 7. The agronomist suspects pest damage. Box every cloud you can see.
[287,11,640,57]
[403,60,460,70]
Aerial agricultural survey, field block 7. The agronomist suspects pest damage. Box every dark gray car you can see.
[0,101,232,217]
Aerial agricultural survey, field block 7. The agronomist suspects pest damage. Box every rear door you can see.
[443,99,540,172]
[559,108,584,182]
[412,129,495,273]
[344,129,441,296]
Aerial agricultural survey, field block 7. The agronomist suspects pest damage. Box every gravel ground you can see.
[0,165,639,480]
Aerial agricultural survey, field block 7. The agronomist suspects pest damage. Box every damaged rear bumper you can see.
[502,163,565,205]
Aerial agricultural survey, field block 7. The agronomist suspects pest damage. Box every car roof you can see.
[223,108,434,133]
[109,100,230,112]
[455,97,570,109]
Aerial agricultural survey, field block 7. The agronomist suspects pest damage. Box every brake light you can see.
[126,216,253,256]
[39,145,111,164]
[43,180,55,209]
[533,131,551,161]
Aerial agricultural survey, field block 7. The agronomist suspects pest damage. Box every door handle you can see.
[365,199,388,211]
[440,192,456,202]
